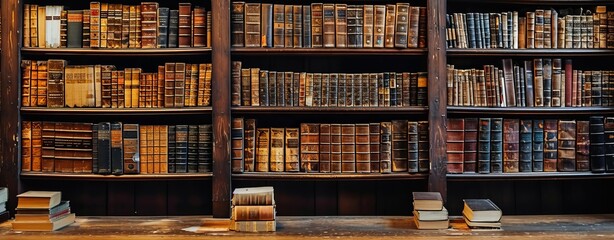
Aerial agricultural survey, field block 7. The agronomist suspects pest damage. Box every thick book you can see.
[231,220,276,232]
[363,5,374,48]
[490,118,503,173]
[285,128,300,172]
[231,2,245,47]
[245,3,261,47]
[157,7,170,48]
[40,122,55,172]
[413,192,443,211]
[46,60,66,108]
[243,119,256,172]
[319,124,332,173]
[413,207,448,221]
[379,122,392,173]
[22,121,33,171]
[122,124,139,174]
[407,122,419,173]
[188,125,200,173]
[462,199,502,222]
[175,125,189,173]
[558,120,577,172]
[391,120,408,172]
[300,123,320,172]
[532,119,544,172]
[260,4,273,48]
[605,117,614,172]
[463,118,478,173]
[15,201,70,222]
[394,3,409,48]
[255,128,270,172]
[12,213,75,232]
[232,205,275,221]
[503,119,520,173]
[269,128,285,172]
[232,186,274,206]
[323,4,335,48]
[417,121,429,173]
[231,118,245,173]
[543,119,558,172]
[341,124,356,172]
[519,120,533,172]
[576,120,590,172]
[446,118,464,173]
[197,125,212,173]
[311,3,323,48]
[17,191,61,209]
[356,123,371,173]
[110,122,123,175]
[96,122,111,174]
[178,3,192,48]
[335,4,348,48]
[66,10,82,48]
[413,216,449,230]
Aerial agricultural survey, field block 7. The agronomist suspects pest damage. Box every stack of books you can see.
[412,192,449,229]
[12,191,75,231]
[230,186,276,232]
[463,199,503,229]
[0,187,9,222]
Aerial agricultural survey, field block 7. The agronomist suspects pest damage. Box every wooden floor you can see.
[1,215,614,239]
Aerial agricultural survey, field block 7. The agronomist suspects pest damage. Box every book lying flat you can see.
[229,219,276,232]
[412,192,443,211]
[413,206,448,221]
[16,191,62,209]
[15,201,71,222]
[463,199,502,222]
[413,215,449,230]
[0,187,7,203]
[463,215,502,228]
[232,186,275,206]
[12,213,75,231]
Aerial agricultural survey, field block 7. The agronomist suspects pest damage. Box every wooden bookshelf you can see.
[21,107,212,116]
[447,49,614,57]
[20,172,212,181]
[447,172,614,181]
[232,48,428,56]
[233,172,429,181]
[232,106,428,115]
[447,106,614,115]
[21,47,212,56]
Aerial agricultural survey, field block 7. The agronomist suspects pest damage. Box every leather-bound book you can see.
[311,3,323,48]
[532,120,544,172]
[463,118,478,173]
[533,58,544,106]
[384,4,396,48]
[300,123,319,172]
[347,5,363,48]
[519,120,533,172]
[418,121,429,173]
[276,71,285,107]
[157,7,169,48]
[446,118,464,174]
[557,120,576,172]
[380,122,392,173]
[192,6,207,47]
[231,2,245,47]
[330,124,342,173]
[198,124,212,172]
[178,3,192,48]
[285,72,294,106]
[258,70,269,106]
[260,3,273,48]
[363,5,374,48]
[168,9,179,48]
[477,118,491,173]
[341,124,356,173]
[110,122,123,175]
[35,61,48,107]
[503,119,520,173]
[373,5,385,48]
[174,63,186,107]
[30,121,43,172]
[244,119,256,172]
[245,3,262,47]
[394,3,409,48]
[46,60,66,108]
[356,124,371,173]
[141,2,159,48]
[302,6,311,48]
[369,123,381,172]
[285,128,300,172]
[41,122,55,172]
[22,121,33,172]
[231,118,244,173]
[188,125,199,172]
[490,118,503,173]
[543,119,558,172]
[167,125,176,173]
[268,71,277,106]
[269,128,285,172]
[292,5,302,48]
[250,68,260,106]
[123,124,139,174]
[590,116,606,172]
[391,120,408,172]
[551,58,563,107]
[322,4,335,48]
[231,61,242,106]
[408,6,420,48]
[66,10,82,48]
[319,124,332,173]
[576,121,590,172]
[175,125,189,173]
[407,121,419,173]
[335,4,348,48]
[604,117,614,172]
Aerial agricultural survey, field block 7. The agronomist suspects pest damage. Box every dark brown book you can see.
[384,4,396,48]
[292,5,303,48]
[330,124,342,173]
[22,121,33,172]
[192,7,207,47]
[417,121,429,173]
[394,3,409,48]
[408,6,420,48]
[380,122,392,173]
[250,68,260,106]
[300,123,319,172]
[31,121,43,172]
[231,61,242,106]
[240,68,251,106]
[446,118,464,174]
[46,60,66,108]
[36,61,48,107]
[407,121,419,173]
[231,2,245,47]
[319,124,332,173]
[311,3,323,48]
[283,5,293,48]
[369,123,381,173]
[543,119,558,172]
[141,2,159,48]
[245,3,261,47]
[605,117,614,172]
[418,7,427,48]
[558,120,576,172]
[503,119,520,173]
[269,128,285,172]
[231,118,245,173]
[374,5,385,48]
[335,4,348,48]
[21,60,32,107]
[463,118,478,173]
[285,128,300,172]
[502,59,516,107]
[575,121,590,172]
[178,3,192,48]
[271,4,283,48]
[244,119,256,172]
[123,124,139,174]
[197,124,211,173]
[355,124,371,173]
[341,124,356,173]
[362,5,374,48]
[391,120,408,172]
[255,128,270,172]
[41,122,55,173]
[533,58,544,107]
[519,120,533,172]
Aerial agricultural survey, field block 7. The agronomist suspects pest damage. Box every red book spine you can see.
[564,59,573,107]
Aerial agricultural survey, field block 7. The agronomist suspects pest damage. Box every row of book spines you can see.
[447,58,614,108]
[232,119,429,174]
[21,121,213,174]
[21,60,212,108]
[447,7,614,49]
[232,2,427,49]
[446,117,614,174]
[233,66,428,107]
[23,3,211,49]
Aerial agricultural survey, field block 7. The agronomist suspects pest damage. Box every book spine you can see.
[576,120,590,172]
[557,120,577,172]
[300,123,320,172]
[198,124,212,172]
[363,5,374,48]
[231,2,245,47]
[490,118,503,173]
[519,120,533,172]
[532,119,544,172]
[319,124,332,173]
[311,3,323,48]
[255,128,270,172]
[446,118,464,173]
[231,118,244,173]
[543,119,558,172]
[503,119,520,173]
[167,125,176,173]
[178,3,192,48]
[123,123,139,174]
[285,128,300,172]
[110,122,123,175]
[323,4,335,48]
[269,128,285,172]
[261,4,273,48]
[605,117,614,172]
[175,125,188,173]
[463,118,478,173]
[245,3,262,47]
[158,7,170,48]
[244,119,256,172]
[341,124,356,172]
[394,3,409,48]
[355,124,371,173]
[407,121,419,173]
[292,5,302,48]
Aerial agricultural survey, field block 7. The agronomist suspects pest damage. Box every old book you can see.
[557,120,576,172]
[138,125,149,173]
[355,124,371,173]
[192,7,207,47]
[122,124,139,174]
[23,4,32,48]
[187,125,199,173]
[99,3,108,48]
[303,6,312,48]
[502,59,516,106]
[363,5,374,48]
[22,121,33,172]
[300,123,319,172]
[35,61,48,107]
[391,120,408,172]
[347,5,363,48]
[250,68,260,106]
[490,118,503,173]
[543,119,558,172]
[140,2,158,48]
[519,120,533,172]
[45,6,63,48]
[369,123,381,172]
[319,124,332,173]
[524,61,535,107]
[446,118,464,174]
[101,65,115,108]
[373,5,386,48]
[95,122,111,174]
[12,213,75,232]
[157,7,169,48]
[407,122,419,173]
[46,60,66,108]
[243,119,256,172]
[330,124,342,173]
[231,118,244,173]
[417,121,429,173]
[533,58,544,106]
[463,118,478,173]
[51,122,73,173]
[532,120,544,172]
[413,192,443,211]
[259,3,272,48]
[463,216,501,228]
[284,128,299,172]
[240,68,251,106]
[341,124,356,172]
[232,186,274,206]
[408,6,420,48]
[311,3,323,48]
[576,121,590,172]
[268,71,277,106]
[605,117,614,172]
[174,63,186,107]
[597,6,607,48]
[66,10,82,48]
[15,200,69,219]
[231,2,245,47]
[41,122,55,172]
[178,3,192,48]
[380,122,392,173]
[413,216,449,230]
[21,60,32,107]
[335,4,348,48]
[413,206,448,221]
[245,3,261,47]
[166,126,176,173]
[17,191,61,209]
[175,125,189,173]
[322,4,335,48]
[231,61,242,106]
[551,58,562,107]
[168,10,179,47]
[269,128,285,172]
[462,199,502,222]
[255,128,270,172]
[394,3,409,48]
[232,205,275,221]
[197,125,211,173]
[110,122,123,175]
[503,119,520,173]
[276,72,286,106]
[385,4,396,48]
[231,220,276,232]
[31,5,40,48]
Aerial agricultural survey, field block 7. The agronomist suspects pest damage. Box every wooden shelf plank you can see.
[447,0,612,5]
[20,172,212,181]
[232,106,428,114]
[232,48,427,56]
[447,49,614,57]
[447,172,614,181]
[20,107,212,116]
[21,47,212,56]
[232,172,429,181]
[447,106,614,115]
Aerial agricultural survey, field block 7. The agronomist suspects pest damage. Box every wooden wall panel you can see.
[107,182,136,215]
[167,181,212,215]
[314,182,338,215]
[135,182,168,216]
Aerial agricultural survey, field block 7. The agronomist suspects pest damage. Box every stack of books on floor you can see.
[12,191,75,231]
[412,192,449,229]
[463,199,503,229]
[0,187,9,222]
[230,186,276,232]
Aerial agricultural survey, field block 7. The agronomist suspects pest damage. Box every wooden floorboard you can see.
[1,215,614,239]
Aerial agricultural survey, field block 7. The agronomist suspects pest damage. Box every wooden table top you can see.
[1,214,613,239]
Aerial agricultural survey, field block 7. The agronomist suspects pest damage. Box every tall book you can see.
[66,10,82,48]
[123,124,139,174]
[463,118,478,173]
[231,118,245,173]
[380,122,392,173]
[158,7,170,48]
[576,120,590,172]
[41,122,55,172]
[255,128,270,172]
[322,4,335,48]
[407,6,420,48]
[557,120,576,172]
[533,59,544,106]
[490,118,503,173]
[407,121,419,173]
[232,2,245,47]
[335,4,348,48]
[285,128,300,172]
[168,10,179,47]
[341,124,356,173]
[192,6,207,47]
[311,3,323,48]
[384,4,396,48]
[543,119,558,172]
[319,124,332,173]
[141,2,159,48]
[167,125,176,173]
[394,3,409,48]
[178,3,192,48]
[245,3,261,47]
[363,5,374,48]
[110,122,123,175]
[519,120,533,172]
[198,124,212,172]
[391,120,408,172]
[269,128,285,172]
[532,119,544,172]
[477,118,491,173]
[417,121,429,173]
[300,123,319,172]
[260,4,273,48]
[604,117,614,172]
[503,119,519,173]
[244,119,256,172]
[46,60,66,108]
[329,124,342,173]
[589,116,606,173]
[356,124,371,173]
[446,118,464,174]
[175,125,189,173]
[292,5,302,48]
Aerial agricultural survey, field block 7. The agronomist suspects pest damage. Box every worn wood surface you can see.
[2,215,614,239]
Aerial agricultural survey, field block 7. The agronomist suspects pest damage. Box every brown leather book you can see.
[502,59,516,107]
[244,119,256,172]
[231,2,245,47]
[503,119,520,173]
[174,62,186,107]
[36,61,48,107]
[232,205,275,221]
[231,61,242,106]
[21,60,32,107]
[178,3,192,48]
[407,6,420,48]
[31,121,43,172]
[418,7,427,48]
[380,122,392,173]
[300,123,319,172]
[311,3,324,48]
[362,5,374,48]
[101,65,116,108]
[269,128,285,172]
[89,3,100,47]
[292,5,302,48]
[446,118,464,174]
[46,59,66,108]
[141,2,159,48]
[543,119,558,172]
[417,121,429,173]
[355,124,371,173]
[407,121,419,173]
[250,68,260,106]
[41,122,56,173]
[139,125,149,173]
[335,4,348,48]
[123,124,139,174]
[384,4,396,48]
[241,68,251,106]
[551,58,563,107]
[533,58,544,106]
[285,128,300,172]
[557,120,576,172]
[373,5,385,48]
[283,5,293,48]
[576,120,590,172]
[391,120,408,172]
[270,4,283,48]
[534,9,544,49]
[255,128,270,172]
[463,118,478,173]
[22,121,33,171]
[330,124,342,173]
[319,124,332,173]
[369,123,381,173]
[245,3,262,47]
[518,17,526,49]
[394,3,409,48]
[192,6,207,47]
[197,124,211,173]
[231,118,245,173]
[341,124,356,173]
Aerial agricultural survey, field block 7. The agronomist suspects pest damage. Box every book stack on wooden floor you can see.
[230,186,276,232]
[12,191,76,231]
[412,192,449,229]
[463,199,502,229]
[0,187,9,223]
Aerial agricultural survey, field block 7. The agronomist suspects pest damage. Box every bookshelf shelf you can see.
[447,49,614,57]
[446,0,612,5]
[20,172,213,181]
[232,172,429,181]
[21,47,213,56]
[232,106,428,115]
[447,106,614,115]
[447,172,614,181]
[231,48,428,56]
[20,107,212,116]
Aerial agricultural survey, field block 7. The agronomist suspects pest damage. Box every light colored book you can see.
[412,192,443,211]
[17,191,62,209]
[413,206,448,221]
[413,215,449,230]
[462,199,502,222]
[12,213,75,231]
